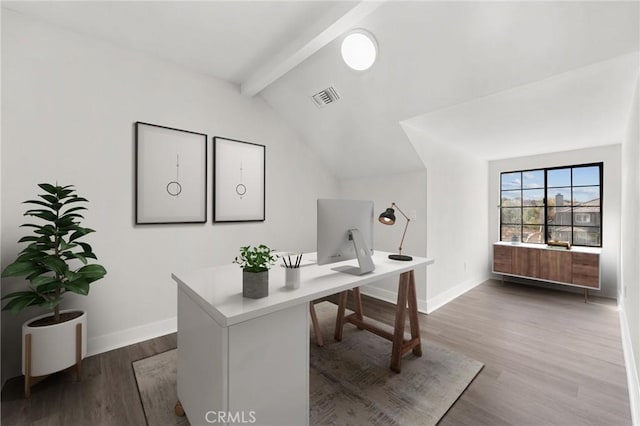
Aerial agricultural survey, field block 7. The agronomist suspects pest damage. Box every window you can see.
[574,213,591,225]
[500,163,602,247]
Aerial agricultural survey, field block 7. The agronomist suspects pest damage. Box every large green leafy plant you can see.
[233,245,278,273]
[1,183,107,323]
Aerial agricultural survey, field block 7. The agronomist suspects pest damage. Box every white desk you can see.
[172,251,433,426]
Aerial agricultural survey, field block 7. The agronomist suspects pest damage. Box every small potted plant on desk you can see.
[1,183,107,398]
[233,245,278,299]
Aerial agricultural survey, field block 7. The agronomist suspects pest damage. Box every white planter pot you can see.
[21,309,87,377]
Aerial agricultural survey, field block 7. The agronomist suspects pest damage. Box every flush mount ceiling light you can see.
[341,29,378,71]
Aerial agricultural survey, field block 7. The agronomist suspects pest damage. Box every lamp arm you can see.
[391,203,411,255]
[391,202,410,221]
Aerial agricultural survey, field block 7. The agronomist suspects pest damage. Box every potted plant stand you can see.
[22,309,87,398]
[1,183,106,398]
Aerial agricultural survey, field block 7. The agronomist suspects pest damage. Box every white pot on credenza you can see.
[21,309,87,379]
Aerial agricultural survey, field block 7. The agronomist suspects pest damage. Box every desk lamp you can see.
[378,203,413,261]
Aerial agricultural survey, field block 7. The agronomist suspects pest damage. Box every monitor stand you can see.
[332,228,375,276]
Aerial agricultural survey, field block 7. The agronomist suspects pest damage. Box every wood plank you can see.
[407,270,422,357]
[572,252,600,288]
[1,281,630,426]
[2,333,176,425]
[390,272,409,373]
[539,249,572,283]
[333,290,348,341]
[513,247,540,278]
[345,314,395,341]
[493,245,514,273]
[351,287,364,325]
[309,302,324,347]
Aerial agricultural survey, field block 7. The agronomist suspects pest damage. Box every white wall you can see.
[337,124,492,315]
[1,11,338,381]
[488,145,622,298]
[402,124,490,312]
[339,170,429,310]
[621,76,640,423]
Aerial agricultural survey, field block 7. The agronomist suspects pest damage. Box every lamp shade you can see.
[378,208,396,225]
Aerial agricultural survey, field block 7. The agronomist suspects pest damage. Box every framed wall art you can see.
[135,121,207,224]
[213,137,265,222]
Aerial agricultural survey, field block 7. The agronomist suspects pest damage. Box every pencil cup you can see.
[285,268,300,289]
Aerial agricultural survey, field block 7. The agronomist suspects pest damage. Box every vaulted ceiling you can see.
[4,1,639,179]
[260,2,639,177]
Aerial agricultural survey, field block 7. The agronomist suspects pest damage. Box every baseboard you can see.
[87,316,177,357]
[360,285,429,314]
[83,276,482,358]
[619,307,640,426]
[361,276,488,315]
[426,276,488,314]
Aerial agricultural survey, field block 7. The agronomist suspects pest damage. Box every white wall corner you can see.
[87,316,177,357]
[426,276,489,314]
[620,307,640,426]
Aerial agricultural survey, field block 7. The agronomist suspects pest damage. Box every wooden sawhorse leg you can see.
[310,302,324,347]
[390,270,422,372]
[333,270,422,373]
[175,400,185,417]
[333,288,364,341]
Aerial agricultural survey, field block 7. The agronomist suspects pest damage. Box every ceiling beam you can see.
[240,1,385,97]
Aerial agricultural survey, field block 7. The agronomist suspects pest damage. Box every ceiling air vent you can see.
[311,86,341,108]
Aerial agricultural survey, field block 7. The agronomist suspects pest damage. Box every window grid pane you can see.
[500,163,602,247]
[523,207,544,225]
[522,170,544,189]
[573,186,600,206]
[501,172,522,190]
[547,225,572,244]
[501,225,522,243]
[523,225,544,244]
[572,166,600,186]
[501,190,521,207]
[501,207,522,225]
[523,189,544,206]
[547,168,571,188]
[573,227,601,246]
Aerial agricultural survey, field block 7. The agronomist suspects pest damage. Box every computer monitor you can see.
[317,199,375,275]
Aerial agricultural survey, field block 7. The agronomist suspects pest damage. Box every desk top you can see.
[172,251,434,327]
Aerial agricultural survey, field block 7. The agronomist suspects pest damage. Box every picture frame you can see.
[135,122,207,224]
[213,137,265,222]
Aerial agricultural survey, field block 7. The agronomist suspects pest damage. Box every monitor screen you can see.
[317,199,374,269]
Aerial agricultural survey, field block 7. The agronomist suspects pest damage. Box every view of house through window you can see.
[500,163,602,247]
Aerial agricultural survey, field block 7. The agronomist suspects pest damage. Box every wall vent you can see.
[311,86,341,108]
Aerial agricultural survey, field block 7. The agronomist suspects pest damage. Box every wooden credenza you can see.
[493,242,600,291]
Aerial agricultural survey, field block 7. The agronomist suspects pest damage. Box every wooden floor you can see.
[1,279,631,425]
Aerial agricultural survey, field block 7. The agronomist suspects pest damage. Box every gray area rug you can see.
[133,302,483,426]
